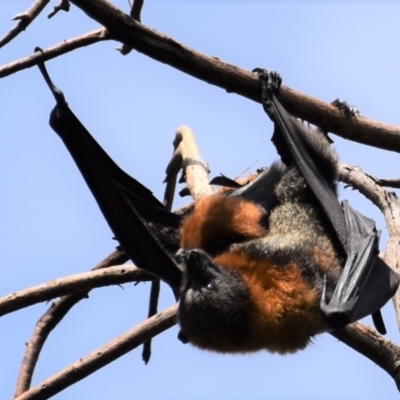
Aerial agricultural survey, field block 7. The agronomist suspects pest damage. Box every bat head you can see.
[178,249,251,351]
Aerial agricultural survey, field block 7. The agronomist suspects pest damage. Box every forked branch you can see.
[14,248,129,397]
[0,265,151,318]
[0,0,50,49]
[64,0,400,153]
[14,304,178,400]
[0,0,400,152]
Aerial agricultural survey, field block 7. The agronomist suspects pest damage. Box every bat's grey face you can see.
[178,249,250,347]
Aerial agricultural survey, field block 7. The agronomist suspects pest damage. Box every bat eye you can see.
[205,282,215,291]
[175,248,186,264]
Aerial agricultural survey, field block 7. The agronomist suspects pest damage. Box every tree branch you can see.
[0,265,152,318]
[0,0,399,151]
[0,0,50,49]
[164,126,212,209]
[331,323,400,391]
[14,304,178,400]
[13,248,129,398]
[378,178,400,189]
[0,29,108,79]
[117,0,144,55]
[64,0,400,153]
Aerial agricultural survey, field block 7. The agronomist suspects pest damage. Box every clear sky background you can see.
[1,1,400,399]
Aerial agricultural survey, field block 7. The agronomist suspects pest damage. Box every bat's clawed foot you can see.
[331,99,359,119]
[253,68,282,119]
[253,68,282,98]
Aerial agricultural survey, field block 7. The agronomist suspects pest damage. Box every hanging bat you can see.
[37,58,399,354]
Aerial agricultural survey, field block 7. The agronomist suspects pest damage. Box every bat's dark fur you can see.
[178,114,343,354]
[38,61,399,356]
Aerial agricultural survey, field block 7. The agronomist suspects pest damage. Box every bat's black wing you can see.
[37,59,182,296]
[254,69,399,332]
[321,201,399,329]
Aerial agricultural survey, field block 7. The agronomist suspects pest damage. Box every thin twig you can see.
[48,0,70,19]
[141,278,160,364]
[14,304,178,400]
[0,29,108,79]
[378,178,400,189]
[0,265,152,318]
[0,0,50,49]
[14,248,129,397]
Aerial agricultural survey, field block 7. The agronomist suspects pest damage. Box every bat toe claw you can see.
[331,99,359,118]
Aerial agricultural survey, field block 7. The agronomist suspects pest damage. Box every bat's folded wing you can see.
[321,200,400,328]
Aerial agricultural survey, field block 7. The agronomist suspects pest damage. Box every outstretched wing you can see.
[38,60,182,295]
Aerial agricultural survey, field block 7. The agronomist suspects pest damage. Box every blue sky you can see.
[1,1,400,399]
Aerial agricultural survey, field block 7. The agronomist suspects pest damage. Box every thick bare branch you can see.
[14,248,129,398]
[0,29,108,79]
[64,0,400,153]
[0,265,152,318]
[118,0,144,55]
[0,0,398,150]
[331,323,400,391]
[0,0,50,49]
[15,304,178,400]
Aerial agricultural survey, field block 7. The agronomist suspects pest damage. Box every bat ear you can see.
[209,174,242,189]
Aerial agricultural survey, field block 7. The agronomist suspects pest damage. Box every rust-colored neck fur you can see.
[181,195,267,255]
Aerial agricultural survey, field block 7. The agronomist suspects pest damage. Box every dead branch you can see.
[0,0,50,49]
[331,322,400,390]
[2,2,400,396]
[0,29,108,79]
[0,265,152,318]
[14,304,178,400]
[117,0,144,55]
[62,0,400,153]
[14,248,129,398]
[0,0,399,152]
[164,126,213,209]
